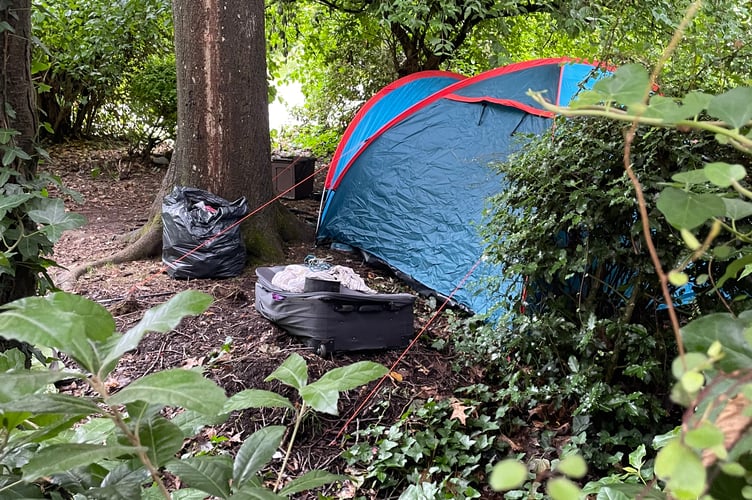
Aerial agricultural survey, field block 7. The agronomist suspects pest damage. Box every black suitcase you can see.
[254,266,416,354]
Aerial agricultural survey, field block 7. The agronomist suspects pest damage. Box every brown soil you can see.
[44,140,478,497]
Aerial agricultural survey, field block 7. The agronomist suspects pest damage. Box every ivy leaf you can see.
[591,63,650,107]
[0,193,33,219]
[232,425,286,488]
[703,162,747,188]
[628,444,646,469]
[27,198,86,242]
[2,146,31,167]
[656,187,726,229]
[713,254,752,289]
[107,369,227,416]
[0,128,20,144]
[166,456,233,498]
[706,87,752,129]
[264,353,308,390]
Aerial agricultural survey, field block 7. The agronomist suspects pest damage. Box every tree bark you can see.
[1,1,37,178]
[62,0,311,285]
[1,0,38,302]
[1,0,40,363]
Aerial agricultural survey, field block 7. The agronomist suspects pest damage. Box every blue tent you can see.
[316,58,609,315]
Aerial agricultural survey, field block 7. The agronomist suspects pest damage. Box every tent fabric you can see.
[316,58,608,316]
[324,71,466,190]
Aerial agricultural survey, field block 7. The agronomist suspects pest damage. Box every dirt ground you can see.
[44,141,476,497]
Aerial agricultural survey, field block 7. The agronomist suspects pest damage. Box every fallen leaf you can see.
[702,394,752,467]
[389,371,403,382]
[450,398,470,425]
[180,357,203,369]
[338,480,358,499]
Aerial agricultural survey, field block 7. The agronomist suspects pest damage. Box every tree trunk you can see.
[62,0,310,285]
[169,0,289,259]
[1,0,38,303]
[1,0,40,364]
[1,1,37,179]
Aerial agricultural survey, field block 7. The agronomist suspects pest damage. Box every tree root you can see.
[55,225,162,291]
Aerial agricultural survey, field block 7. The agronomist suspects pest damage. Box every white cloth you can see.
[271,264,376,294]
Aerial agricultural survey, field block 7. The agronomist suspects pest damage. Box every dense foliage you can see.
[487,53,752,497]
[125,53,178,156]
[345,387,507,498]
[0,291,386,497]
[273,0,752,155]
[31,0,173,141]
[463,113,748,470]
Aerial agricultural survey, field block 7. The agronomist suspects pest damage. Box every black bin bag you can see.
[162,186,248,278]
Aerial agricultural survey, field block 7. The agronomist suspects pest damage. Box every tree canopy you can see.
[268,0,751,151]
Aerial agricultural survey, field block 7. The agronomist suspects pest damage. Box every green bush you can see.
[0,163,85,300]
[454,111,749,473]
[126,53,178,155]
[489,59,752,499]
[32,0,174,140]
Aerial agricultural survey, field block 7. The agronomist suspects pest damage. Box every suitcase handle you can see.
[357,304,384,312]
[332,302,407,313]
[333,303,386,313]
